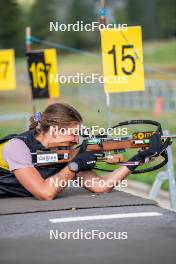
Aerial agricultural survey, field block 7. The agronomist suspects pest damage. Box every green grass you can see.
[16,40,176,72]
[143,40,176,66]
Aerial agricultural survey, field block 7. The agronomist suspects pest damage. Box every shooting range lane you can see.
[0,190,176,264]
[0,204,176,264]
[0,187,157,215]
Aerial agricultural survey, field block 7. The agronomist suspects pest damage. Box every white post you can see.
[105,91,112,129]
[149,130,176,209]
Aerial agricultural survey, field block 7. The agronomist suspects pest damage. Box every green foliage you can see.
[156,0,176,38]
[0,0,24,55]
[0,0,175,54]
[28,0,56,40]
[61,0,98,49]
[121,0,176,39]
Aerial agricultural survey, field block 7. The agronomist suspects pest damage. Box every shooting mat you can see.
[0,187,157,215]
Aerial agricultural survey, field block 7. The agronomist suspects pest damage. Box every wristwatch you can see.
[68,162,79,172]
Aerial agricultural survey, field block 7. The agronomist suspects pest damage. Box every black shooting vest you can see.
[0,129,66,197]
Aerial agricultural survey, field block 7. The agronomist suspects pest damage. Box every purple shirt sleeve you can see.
[3,138,34,171]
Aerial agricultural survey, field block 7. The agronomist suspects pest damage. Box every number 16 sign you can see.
[27,49,59,99]
[101,26,144,93]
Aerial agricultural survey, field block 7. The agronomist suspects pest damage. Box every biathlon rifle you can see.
[32,120,176,174]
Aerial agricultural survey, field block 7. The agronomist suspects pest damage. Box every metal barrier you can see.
[75,80,176,112]
[109,80,176,111]
[149,130,176,210]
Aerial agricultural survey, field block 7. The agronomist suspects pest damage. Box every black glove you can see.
[127,133,163,172]
[68,151,97,172]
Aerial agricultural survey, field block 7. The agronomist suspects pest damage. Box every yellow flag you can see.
[44,49,59,98]
[101,26,144,93]
[0,49,16,91]
[27,48,59,99]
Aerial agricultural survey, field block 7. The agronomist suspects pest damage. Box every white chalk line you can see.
[49,212,162,223]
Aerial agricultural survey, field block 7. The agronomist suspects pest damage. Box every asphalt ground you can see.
[0,189,176,264]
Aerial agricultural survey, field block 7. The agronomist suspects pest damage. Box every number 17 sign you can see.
[101,26,144,93]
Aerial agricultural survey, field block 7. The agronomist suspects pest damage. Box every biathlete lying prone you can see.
[0,103,162,200]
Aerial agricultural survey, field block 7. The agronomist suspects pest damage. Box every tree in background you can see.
[126,0,157,39]
[62,0,98,49]
[118,0,176,39]
[0,0,24,55]
[156,0,176,38]
[0,0,175,56]
[28,0,56,40]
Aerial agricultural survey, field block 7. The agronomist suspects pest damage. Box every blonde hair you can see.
[29,103,83,133]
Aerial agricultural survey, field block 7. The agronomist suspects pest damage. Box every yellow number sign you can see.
[27,49,59,99]
[101,26,144,93]
[0,49,16,91]
[44,49,59,98]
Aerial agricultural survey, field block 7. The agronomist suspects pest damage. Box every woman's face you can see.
[50,123,81,144]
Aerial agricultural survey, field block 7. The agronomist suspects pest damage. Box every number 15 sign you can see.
[101,26,144,93]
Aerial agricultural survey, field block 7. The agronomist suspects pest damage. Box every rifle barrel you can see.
[161,135,176,139]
